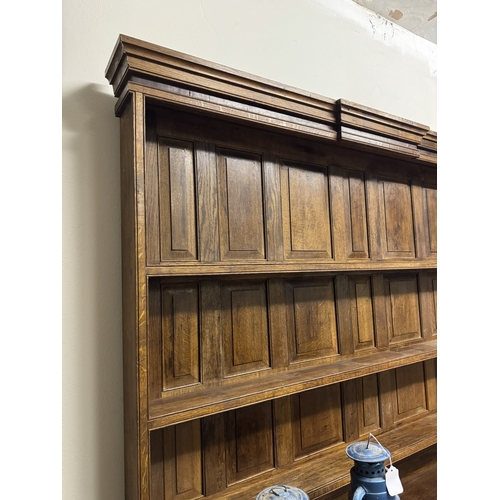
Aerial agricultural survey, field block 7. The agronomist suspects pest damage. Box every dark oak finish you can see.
[106,35,437,500]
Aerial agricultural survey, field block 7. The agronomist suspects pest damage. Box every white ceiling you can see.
[352,0,437,43]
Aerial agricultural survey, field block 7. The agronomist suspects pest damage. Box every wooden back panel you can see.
[149,360,436,500]
[141,103,437,500]
[144,107,436,269]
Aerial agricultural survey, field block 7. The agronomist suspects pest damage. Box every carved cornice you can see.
[105,35,436,165]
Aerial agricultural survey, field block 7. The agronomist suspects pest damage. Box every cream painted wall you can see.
[62,1,436,499]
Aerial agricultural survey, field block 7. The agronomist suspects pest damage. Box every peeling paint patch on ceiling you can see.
[352,0,437,44]
[389,9,403,21]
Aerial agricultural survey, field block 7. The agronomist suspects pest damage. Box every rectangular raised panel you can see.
[285,278,338,363]
[281,162,332,259]
[330,168,370,261]
[218,150,266,260]
[394,364,428,422]
[160,284,200,390]
[424,186,437,256]
[158,137,198,261]
[384,274,422,345]
[412,182,437,260]
[348,276,375,352]
[379,362,432,428]
[150,421,203,500]
[225,402,275,484]
[292,385,343,459]
[357,375,381,436]
[378,177,416,259]
[148,282,201,399]
[221,281,271,377]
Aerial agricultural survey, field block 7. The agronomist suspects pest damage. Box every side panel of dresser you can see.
[121,92,150,500]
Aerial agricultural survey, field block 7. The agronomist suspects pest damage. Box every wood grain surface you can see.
[105,36,437,500]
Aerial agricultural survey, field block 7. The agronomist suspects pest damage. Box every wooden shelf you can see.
[145,260,437,278]
[148,340,436,429]
[198,412,437,500]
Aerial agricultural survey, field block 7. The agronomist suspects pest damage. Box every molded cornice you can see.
[105,34,436,165]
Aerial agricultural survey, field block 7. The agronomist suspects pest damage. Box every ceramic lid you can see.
[256,485,309,500]
[346,442,391,462]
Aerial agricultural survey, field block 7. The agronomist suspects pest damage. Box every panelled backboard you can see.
[106,35,437,500]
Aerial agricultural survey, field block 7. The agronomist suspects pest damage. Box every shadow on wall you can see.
[62,83,125,500]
